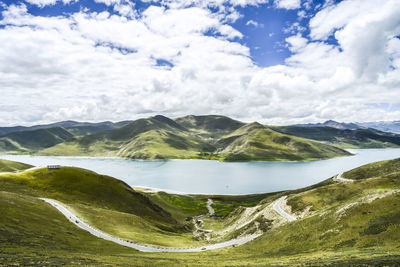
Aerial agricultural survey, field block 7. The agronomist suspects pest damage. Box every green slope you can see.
[0,163,203,247]
[217,122,351,161]
[175,115,245,138]
[0,126,73,152]
[1,159,400,265]
[40,115,350,161]
[0,159,32,172]
[0,166,174,223]
[41,115,216,159]
[271,125,400,148]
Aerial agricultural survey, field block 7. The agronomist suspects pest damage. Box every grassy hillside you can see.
[41,115,216,159]
[0,167,175,223]
[40,115,350,161]
[0,127,73,152]
[1,158,400,265]
[0,120,132,137]
[175,115,245,138]
[217,123,351,161]
[0,159,32,172]
[271,125,400,148]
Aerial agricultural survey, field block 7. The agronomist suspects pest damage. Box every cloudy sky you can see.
[0,0,399,126]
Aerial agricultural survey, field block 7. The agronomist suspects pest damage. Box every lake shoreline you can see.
[1,148,400,195]
[0,151,354,163]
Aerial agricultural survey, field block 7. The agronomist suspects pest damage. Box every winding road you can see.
[40,198,261,253]
[335,173,353,183]
[273,196,296,222]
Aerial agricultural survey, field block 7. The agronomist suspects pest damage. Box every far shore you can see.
[0,151,355,163]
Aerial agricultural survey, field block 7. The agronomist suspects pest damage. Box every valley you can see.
[1,157,400,265]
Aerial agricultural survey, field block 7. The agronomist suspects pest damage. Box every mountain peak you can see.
[152,115,187,131]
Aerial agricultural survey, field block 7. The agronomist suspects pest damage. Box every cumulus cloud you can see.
[274,0,301,10]
[285,34,308,52]
[0,0,400,126]
[24,0,73,7]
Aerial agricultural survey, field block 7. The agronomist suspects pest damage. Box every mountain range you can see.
[296,119,400,134]
[2,115,400,161]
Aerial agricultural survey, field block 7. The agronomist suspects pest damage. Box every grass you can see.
[271,125,400,149]
[0,127,73,152]
[343,157,400,180]
[0,166,183,229]
[38,115,351,162]
[70,203,203,247]
[0,159,32,172]
[1,158,400,266]
[218,126,350,161]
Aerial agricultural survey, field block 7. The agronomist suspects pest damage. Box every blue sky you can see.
[0,0,399,126]
[0,0,339,67]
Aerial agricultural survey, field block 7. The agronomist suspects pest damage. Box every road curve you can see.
[273,196,296,222]
[335,173,353,183]
[40,198,261,253]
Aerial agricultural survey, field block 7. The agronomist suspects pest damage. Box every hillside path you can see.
[334,173,353,183]
[273,196,296,222]
[206,199,214,215]
[40,198,261,253]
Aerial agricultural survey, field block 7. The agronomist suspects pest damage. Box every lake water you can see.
[1,148,400,195]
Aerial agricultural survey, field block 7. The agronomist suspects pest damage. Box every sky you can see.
[0,0,399,126]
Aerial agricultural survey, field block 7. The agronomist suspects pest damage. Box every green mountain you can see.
[271,125,400,148]
[40,115,350,161]
[0,127,74,152]
[0,165,182,231]
[41,115,216,159]
[216,122,350,161]
[175,115,245,138]
[0,159,32,172]
[1,158,400,265]
[0,120,132,137]
[296,119,362,130]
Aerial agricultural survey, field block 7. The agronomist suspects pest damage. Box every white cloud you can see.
[274,0,301,10]
[285,34,308,52]
[94,0,122,5]
[283,22,306,34]
[1,0,400,126]
[246,19,263,28]
[24,0,73,7]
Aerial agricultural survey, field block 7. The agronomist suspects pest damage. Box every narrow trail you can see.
[192,199,215,241]
[40,198,261,253]
[206,199,215,215]
[334,173,353,183]
[273,196,296,222]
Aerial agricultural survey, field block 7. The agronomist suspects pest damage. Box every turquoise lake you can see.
[1,148,400,194]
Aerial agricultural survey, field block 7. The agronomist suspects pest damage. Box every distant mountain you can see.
[0,159,32,172]
[357,121,400,134]
[175,115,245,139]
[216,122,349,161]
[0,127,74,152]
[271,125,400,148]
[40,115,350,161]
[41,115,216,159]
[0,120,132,136]
[295,120,362,130]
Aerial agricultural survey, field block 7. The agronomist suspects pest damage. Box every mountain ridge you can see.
[38,115,350,161]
